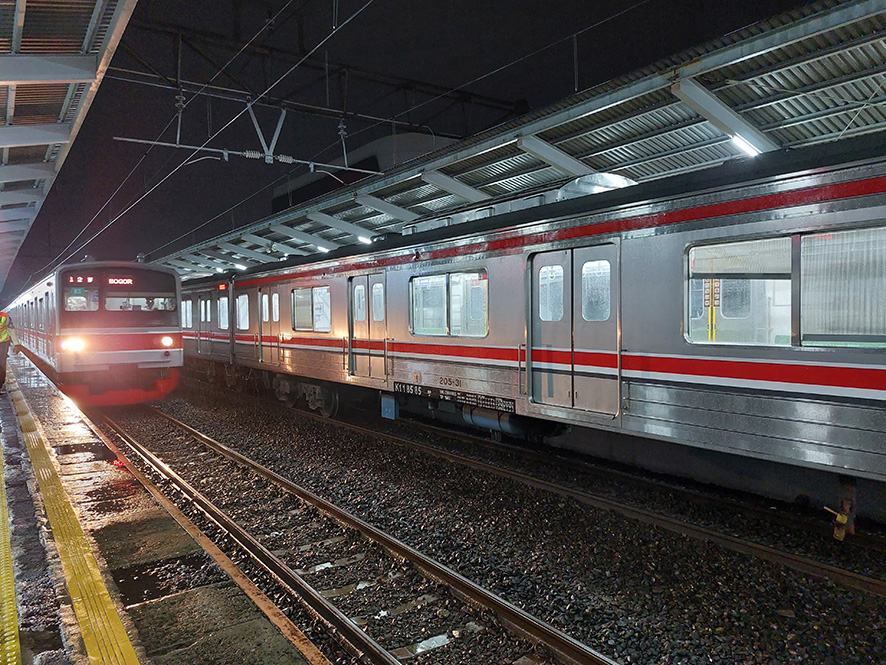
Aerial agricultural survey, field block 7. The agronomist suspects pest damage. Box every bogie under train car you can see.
[180,137,886,512]
[8,261,183,406]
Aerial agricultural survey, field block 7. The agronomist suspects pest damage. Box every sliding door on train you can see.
[530,245,619,416]
[258,288,281,365]
[197,295,212,356]
[349,274,387,379]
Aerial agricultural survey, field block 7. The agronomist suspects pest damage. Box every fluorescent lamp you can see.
[732,134,761,157]
[358,236,372,245]
[234,263,248,270]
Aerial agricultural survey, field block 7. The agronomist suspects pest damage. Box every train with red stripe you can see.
[179,135,886,509]
[6,261,183,406]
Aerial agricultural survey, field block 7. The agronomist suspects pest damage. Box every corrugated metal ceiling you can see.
[155,0,886,279]
[0,0,136,292]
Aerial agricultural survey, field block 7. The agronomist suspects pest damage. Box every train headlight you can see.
[160,336,175,348]
[62,337,86,352]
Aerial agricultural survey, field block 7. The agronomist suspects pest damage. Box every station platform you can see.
[0,356,326,665]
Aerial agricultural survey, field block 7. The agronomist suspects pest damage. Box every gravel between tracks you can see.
[115,388,885,665]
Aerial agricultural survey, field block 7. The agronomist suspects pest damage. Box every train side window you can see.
[410,271,488,337]
[581,260,610,321]
[801,226,886,348]
[291,286,331,332]
[450,272,488,337]
[687,237,791,345]
[218,296,229,330]
[313,286,331,332]
[200,299,206,323]
[372,283,385,322]
[538,265,564,322]
[261,293,269,322]
[236,294,249,330]
[354,284,367,322]
[272,293,280,322]
[410,274,447,335]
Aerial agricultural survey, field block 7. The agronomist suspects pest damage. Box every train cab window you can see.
[291,286,331,332]
[410,271,488,337]
[64,285,99,311]
[272,293,280,322]
[236,294,250,330]
[687,237,791,345]
[801,226,886,348]
[218,296,229,329]
[372,283,385,322]
[538,265,564,322]
[261,294,269,322]
[353,284,367,322]
[581,260,610,321]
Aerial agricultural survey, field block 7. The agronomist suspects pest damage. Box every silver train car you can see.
[7,261,183,406]
[180,136,886,501]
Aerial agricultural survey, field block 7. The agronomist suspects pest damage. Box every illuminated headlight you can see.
[61,337,86,352]
[160,336,175,348]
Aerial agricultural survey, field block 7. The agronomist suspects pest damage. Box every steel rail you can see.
[328,417,886,598]
[389,417,886,554]
[97,414,402,665]
[179,375,886,596]
[148,408,619,665]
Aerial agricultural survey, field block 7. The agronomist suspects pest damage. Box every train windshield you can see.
[60,267,178,328]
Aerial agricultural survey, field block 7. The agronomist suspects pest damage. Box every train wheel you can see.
[318,388,339,418]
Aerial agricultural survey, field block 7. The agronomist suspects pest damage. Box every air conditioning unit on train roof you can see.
[556,172,636,201]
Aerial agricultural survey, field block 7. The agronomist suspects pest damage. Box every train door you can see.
[530,244,619,415]
[368,274,387,378]
[349,274,387,379]
[198,294,212,355]
[259,288,280,365]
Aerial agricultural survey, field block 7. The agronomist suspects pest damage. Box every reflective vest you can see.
[0,313,10,343]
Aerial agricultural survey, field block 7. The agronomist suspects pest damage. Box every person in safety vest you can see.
[0,312,21,392]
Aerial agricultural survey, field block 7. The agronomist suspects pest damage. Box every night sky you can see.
[5,0,804,300]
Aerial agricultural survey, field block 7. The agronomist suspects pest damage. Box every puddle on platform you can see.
[114,552,229,606]
[54,442,116,460]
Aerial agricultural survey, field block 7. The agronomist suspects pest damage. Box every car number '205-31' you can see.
[394,382,516,413]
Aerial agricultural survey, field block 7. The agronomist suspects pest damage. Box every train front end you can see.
[57,264,182,406]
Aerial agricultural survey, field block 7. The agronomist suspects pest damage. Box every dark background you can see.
[6,0,803,299]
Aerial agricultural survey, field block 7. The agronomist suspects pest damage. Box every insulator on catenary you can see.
[275,154,295,164]
[241,150,263,159]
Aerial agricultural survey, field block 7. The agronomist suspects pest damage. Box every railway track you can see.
[184,377,886,596]
[93,406,618,665]
[336,422,886,598]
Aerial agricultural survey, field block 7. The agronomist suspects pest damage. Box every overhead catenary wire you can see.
[54,0,376,272]
[147,0,651,261]
[34,0,300,278]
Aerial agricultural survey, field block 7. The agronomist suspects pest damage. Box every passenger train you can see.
[6,261,183,406]
[180,135,886,497]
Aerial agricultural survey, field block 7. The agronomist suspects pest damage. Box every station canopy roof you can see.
[0,0,136,292]
[155,0,886,279]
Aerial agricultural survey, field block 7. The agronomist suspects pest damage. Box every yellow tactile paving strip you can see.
[6,375,140,665]
[0,396,21,665]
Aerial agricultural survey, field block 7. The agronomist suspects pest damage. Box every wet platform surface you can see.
[2,356,317,664]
